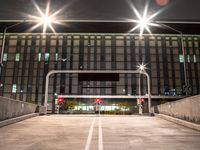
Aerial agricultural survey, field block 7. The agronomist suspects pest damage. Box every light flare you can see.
[28,1,63,33]
[137,63,148,72]
[128,2,162,36]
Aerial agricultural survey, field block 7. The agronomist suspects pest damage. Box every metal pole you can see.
[144,72,151,113]
[180,34,188,88]
[139,74,141,97]
[1,19,200,24]
[44,70,152,114]
[44,72,50,114]
[138,73,142,114]
[156,23,188,92]
[0,28,7,76]
[98,104,101,116]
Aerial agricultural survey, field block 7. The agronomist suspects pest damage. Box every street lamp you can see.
[0,20,51,79]
[29,1,62,33]
[128,3,189,95]
[0,21,25,76]
[1,2,60,82]
[155,21,188,95]
[137,63,147,114]
[128,6,188,95]
[138,63,147,97]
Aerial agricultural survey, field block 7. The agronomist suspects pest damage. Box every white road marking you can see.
[84,117,96,150]
[98,116,103,150]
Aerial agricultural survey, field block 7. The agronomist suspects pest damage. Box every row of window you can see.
[3,52,198,63]
[179,54,197,63]
[3,53,50,62]
[9,83,183,96]
[2,36,200,47]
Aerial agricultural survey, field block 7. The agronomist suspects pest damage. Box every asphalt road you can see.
[0,115,200,150]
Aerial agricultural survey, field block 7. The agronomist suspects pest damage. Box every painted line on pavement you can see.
[98,116,103,150]
[84,117,96,150]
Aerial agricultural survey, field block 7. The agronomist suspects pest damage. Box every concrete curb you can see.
[0,113,39,128]
[155,113,200,132]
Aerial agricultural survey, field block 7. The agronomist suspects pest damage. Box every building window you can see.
[179,54,184,63]
[12,84,17,93]
[27,84,32,92]
[38,53,42,62]
[171,89,176,96]
[55,53,58,61]
[15,53,20,61]
[45,53,50,61]
[187,55,190,63]
[3,53,7,61]
[193,54,197,63]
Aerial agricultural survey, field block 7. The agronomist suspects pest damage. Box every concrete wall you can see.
[151,95,200,123]
[0,96,46,121]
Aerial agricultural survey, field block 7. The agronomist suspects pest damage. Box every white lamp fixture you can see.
[29,1,62,33]
[128,3,160,36]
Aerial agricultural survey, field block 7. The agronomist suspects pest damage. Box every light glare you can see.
[28,1,62,33]
[137,63,147,72]
[128,2,161,36]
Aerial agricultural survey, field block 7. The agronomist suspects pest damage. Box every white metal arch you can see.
[45,70,151,113]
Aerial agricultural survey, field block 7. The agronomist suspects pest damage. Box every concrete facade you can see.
[151,95,200,123]
[0,33,199,113]
[0,96,45,121]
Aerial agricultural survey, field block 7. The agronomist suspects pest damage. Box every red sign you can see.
[95,98,101,104]
[140,98,144,104]
[57,97,64,105]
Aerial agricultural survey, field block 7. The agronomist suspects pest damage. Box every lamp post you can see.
[0,21,25,76]
[156,21,188,95]
[138,73,142,114]
[1,1,62,75]
[138,64,146,96]
[121,3,189,95]
[138,64,146,114]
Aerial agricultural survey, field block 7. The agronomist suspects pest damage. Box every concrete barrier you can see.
[0,113,39,127]
[155,114,200,131]
[151,95,200,123]
[0,96,46,121]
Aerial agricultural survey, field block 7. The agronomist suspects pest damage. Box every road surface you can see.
[0,115,200,150]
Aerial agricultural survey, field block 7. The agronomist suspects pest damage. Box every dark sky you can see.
[0,0,200,21]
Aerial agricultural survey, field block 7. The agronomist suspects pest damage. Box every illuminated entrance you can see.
[55,97,142,114]
[45,70,151,113]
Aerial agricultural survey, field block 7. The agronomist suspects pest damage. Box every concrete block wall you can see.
[151,95,200,123]
[0,96,46,121]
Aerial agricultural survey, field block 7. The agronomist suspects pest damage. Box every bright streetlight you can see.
[138,63,147,72]
[0,1,60,83]
[0,21,25,77]
[29,1,62,33]
[128,2,160,36]
[128,3,188,95]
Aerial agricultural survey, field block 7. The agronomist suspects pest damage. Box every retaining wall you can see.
[0,96,46,121]
[151,95,200,123]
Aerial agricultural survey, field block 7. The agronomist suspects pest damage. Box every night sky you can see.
[0,0,200,21]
